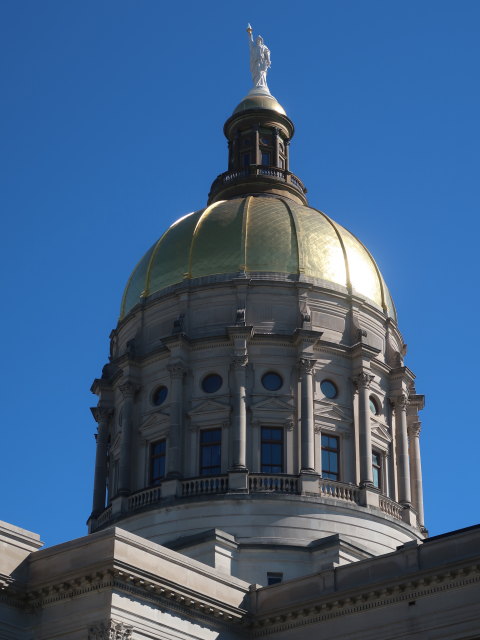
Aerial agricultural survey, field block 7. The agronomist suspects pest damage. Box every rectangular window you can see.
[243,153,250,168]
[267,572,283,585]
[322,434,339,480]
[150,440,166,485]
[372,451,381,489]
[200,429,222,476]
[261,427,284,473]
[261,151,270,166]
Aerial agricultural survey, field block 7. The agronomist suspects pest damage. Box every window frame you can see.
[372,449,382,489]
[261,427,284,474]
[199,428,222,476]
[321,434,340,481]
[149,439,167,486]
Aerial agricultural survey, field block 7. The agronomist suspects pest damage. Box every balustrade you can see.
[95,505,112,528]
[249,474,299,493]
[319,479,360,503]
[379,495,403,520]
[128,486,162,511]
[181,476,229,497]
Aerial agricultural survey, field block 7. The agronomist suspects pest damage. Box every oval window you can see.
[202,374,223,394]
[261,372,283,391]
[152,386,168,406]
[321,379,337,399]
[369,396,379,415]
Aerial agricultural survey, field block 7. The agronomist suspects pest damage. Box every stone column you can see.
[231,355,248,470]
[273,126,280,167]
[91,406,112,517]
[393,394,412,505]
[408,421,424,526]
[118,381,137,496]
[299,358,316,472]
[353,372,374,486]
[167,362,186,478]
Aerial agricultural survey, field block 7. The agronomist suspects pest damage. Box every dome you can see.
[121,194,396,320]
[233,87,286,115]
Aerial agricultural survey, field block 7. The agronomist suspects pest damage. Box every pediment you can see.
[314,400,352,423]
[371,422,392,442]
[251,396,294,412]
[188,397,231,417]
[140,410,169,432]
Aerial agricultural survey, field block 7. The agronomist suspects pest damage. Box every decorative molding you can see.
[298,358,316,375]
[167,362,187,379]
[88,620,133,640]
[91,406,113,424]
[285,420,295,432]
[251,396,294,412]
[119,381,139,399]
[314,400,353,423]
[352,372,374,390]
[231,354,248,368]
[408,421,422,437]
[391,393,409,410]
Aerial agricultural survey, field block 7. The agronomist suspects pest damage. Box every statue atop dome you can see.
[247,23,271,91]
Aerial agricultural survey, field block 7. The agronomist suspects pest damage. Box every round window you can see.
[261,372,283,391]
[202,374,223,393]
[152,385,168,406]
[369,396,379,415]
[321,379,337,399]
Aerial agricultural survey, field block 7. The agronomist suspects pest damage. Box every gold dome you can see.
[121,195,395,321]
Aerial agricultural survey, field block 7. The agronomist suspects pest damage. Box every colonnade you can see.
[90,360,425,528]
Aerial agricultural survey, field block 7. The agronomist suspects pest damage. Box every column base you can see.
[228,470,249,492]
[161,479,181,498]
[401,504,418,527]
[359,486,380,508]
[299,471,319,495]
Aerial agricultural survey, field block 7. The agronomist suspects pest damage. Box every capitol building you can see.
[1,29,479,640]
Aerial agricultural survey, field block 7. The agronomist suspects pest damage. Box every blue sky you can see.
[1,1,479,548]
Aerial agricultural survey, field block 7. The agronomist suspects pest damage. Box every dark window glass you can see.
[150,440,166,485]
[152,385,168,406]
[322,434,339,480]
[261,371,283,391]
[200,429,222,476]
[372,451,381,488]
[260,135,272,145]
[267,572,283,585]
[202,374,222,394]
[242,137,251,147]
[321,379,337,399]
[261,427,284,473]
[369,396,379,415]
[243,153,250,168]
[261,151,270,166]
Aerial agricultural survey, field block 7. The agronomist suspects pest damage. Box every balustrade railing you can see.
[319,479,360,503]
[209,165,307,199]
[95,505,112,527]
[181,476,229,497]
[128,486,162,511]
[379,495,403,520]
[249,474,299,493]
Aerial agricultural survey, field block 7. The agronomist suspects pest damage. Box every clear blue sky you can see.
[1,1,479,548]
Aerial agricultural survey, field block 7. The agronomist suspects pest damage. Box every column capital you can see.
[90,406,113,424]
[391,393,409,410]
[167,362,187,379]
[352,372,374,390]
[408,421,422,437]
[231,354,248,368]
[119,381,139,399]
[298,358,316,374]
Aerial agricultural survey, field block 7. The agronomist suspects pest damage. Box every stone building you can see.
[1,46,479,640]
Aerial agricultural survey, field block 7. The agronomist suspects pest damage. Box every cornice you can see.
[250,562,480,636]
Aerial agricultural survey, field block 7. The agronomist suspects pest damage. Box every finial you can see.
[246,24,271,93]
